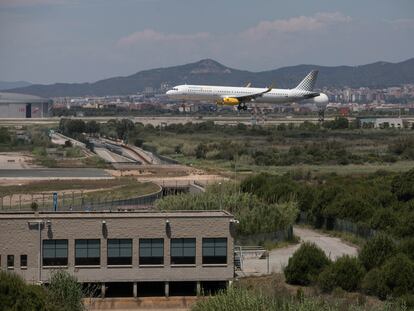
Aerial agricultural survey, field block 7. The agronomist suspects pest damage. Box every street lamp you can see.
[218,182,222,210]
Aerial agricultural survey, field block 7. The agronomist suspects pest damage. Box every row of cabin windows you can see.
[0,254,27,269]
[42,238,227,267]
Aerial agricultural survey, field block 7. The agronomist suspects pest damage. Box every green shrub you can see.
[399,237,414,261]
[47,270,85,311]
[391,168,414,201]
[381,253,414,298]
[359,234,396,270]
[284,242,331,285]
[362,268,389,300]
[0,271,48,311]
[318,255,365,292]
[362,254,414,299]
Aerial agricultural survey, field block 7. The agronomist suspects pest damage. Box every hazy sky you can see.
[1,0,413,84]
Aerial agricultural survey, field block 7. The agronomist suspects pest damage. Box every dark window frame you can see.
[139,238,164,265]
[20,254,27,267]
[75,239,100,266]
[42,239,68,266]
[171,238,196,265]
[107,239,133,265]
[202,238,227,264]
[7,255,14,268]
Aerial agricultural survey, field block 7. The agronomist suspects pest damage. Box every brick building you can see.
[0,211,235,297]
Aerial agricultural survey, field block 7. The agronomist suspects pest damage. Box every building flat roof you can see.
[0,92,50,104]
[0,210,233,219]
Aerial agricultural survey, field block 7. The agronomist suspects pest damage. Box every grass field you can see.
[139,127,414,178]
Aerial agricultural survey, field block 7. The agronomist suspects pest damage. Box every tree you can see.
[324,117,349,130]
[391,168,414,201]
[399,237,414,261]
[284,242,331,285]
[195,143,208,159]
[0,127,11,144]
[85,120,100,135]
[318,255,366,292]
[31,201,39,212]
[359,234,396,270]
[116,119,134,140]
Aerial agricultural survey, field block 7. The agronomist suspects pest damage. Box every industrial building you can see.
[0,92,52,118]
[0,210,235,297]
[358,117,404,129]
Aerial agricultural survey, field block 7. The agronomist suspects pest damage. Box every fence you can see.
[235,226,294,246]
[298,211,376,239]
[0,187,164,212]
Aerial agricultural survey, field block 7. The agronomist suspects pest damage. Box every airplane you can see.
[166,70,329,111]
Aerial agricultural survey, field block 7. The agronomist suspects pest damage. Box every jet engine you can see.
[218,97,239,106]
[313,93,329,109]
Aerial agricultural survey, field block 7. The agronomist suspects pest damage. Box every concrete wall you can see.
[0,212,234,285]
[0,102,51,118]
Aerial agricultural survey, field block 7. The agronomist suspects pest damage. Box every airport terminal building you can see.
[0,92,52,118]
[0,210,235,297]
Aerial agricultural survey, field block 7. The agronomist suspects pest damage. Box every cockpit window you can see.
[172,88,178,91]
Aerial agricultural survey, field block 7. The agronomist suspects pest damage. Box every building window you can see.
[139,238,164,265]
[20,255,27,268]
[107,239,132,265]
[75,239,100,266]
[7,255,14,268]
[202,238,227,264]
[43,240,68,266]
[171,238,196,265]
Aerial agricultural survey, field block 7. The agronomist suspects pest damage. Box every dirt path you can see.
[241,226,358,276]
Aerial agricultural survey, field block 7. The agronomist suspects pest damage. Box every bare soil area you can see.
[0,152,39,169]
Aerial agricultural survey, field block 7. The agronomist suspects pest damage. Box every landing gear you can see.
[237,104,248,111]
[318,108,325,123]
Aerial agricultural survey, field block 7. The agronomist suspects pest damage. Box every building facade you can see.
[0,92,52,118]
[358,117,404,129]
[0,211,235,297]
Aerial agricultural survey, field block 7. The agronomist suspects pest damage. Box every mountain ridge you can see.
[6,58,414,97]
[0,81,31,91]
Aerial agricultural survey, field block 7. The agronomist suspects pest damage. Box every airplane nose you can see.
[166,90,172,95]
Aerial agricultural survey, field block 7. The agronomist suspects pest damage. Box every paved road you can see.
[0,168,112,179]
[241,226,358,276]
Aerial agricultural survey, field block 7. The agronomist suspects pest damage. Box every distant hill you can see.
[6,58,414,97]
[0,81,31,91]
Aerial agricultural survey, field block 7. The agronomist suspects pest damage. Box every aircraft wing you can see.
[303,92,320,99]
[231,87,272,102]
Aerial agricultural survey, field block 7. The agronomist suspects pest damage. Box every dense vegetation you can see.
[156,182,298,236]
[58,118,414,170]
[0,270,92,311]
[191,283,408,311]
[0,126,53,152]
[241,169,414,239]
[283,238,414,305]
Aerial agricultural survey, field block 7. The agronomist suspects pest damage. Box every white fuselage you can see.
[166,84,326,105]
